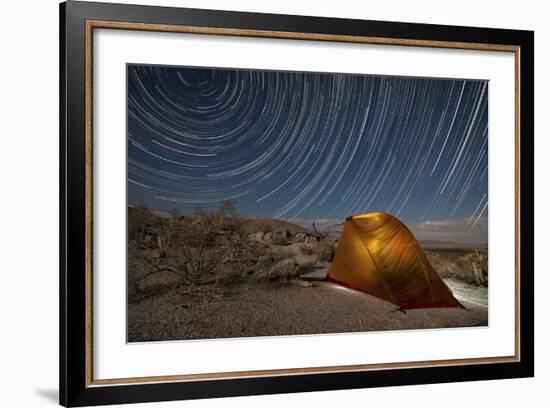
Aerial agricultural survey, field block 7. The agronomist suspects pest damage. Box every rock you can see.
[255,231,265,241]
[264,232,273,241]
[185,262,195,274]
[277,229,291,239]
[268,229,291,244]
[294,232,308,242]
[317,245,335,262]
[296,279,313,288]
[304,236,318,246]
[267,259,302,281]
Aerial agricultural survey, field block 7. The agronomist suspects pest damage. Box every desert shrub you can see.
[470,249,488,286]
[128,200,265,300]
[128,205,155,244]
[427,249,488,287]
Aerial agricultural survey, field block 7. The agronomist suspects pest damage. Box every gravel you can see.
[128,279,488,343]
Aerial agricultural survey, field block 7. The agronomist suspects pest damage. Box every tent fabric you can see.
[327,213,461,309]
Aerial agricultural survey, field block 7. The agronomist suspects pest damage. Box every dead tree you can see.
[312,221,344,241]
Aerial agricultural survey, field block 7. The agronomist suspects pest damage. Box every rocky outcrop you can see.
[250,259,302,281]
[249,229,293,244]
[267,259,302,281]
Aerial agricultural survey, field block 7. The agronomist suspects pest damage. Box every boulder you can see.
[304,236,318,246]
[295,279,313,288]
[267,259,302,281]
[268,229,291,244]
[317,245,335,262]
[276,229,291,239]
[244,256,276,276]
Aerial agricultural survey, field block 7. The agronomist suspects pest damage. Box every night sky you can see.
[128,65,488,244]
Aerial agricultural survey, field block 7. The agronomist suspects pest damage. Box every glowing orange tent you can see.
[327,213,461,309]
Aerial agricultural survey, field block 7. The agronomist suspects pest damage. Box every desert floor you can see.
[128,271,488,342]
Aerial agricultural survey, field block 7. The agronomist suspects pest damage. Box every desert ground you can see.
[127,205,488,342]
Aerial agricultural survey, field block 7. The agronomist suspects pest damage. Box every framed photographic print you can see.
[59,1,534,406]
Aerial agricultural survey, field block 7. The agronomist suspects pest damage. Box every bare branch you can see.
[323,222,344,234]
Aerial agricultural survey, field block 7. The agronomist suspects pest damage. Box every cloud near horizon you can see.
[410,217,488,244]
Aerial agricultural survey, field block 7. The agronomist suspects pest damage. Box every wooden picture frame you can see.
[60,1,534,406]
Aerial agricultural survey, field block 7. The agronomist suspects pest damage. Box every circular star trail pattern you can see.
[128,65,488,227]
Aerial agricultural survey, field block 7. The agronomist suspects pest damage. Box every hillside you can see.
[239,218,312,235]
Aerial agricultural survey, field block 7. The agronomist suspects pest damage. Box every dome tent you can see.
[327,213,462,309]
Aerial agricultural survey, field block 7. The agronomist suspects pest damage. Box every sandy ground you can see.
[128,270,488,342]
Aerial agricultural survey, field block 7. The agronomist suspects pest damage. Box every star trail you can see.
[128,64,488,242]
